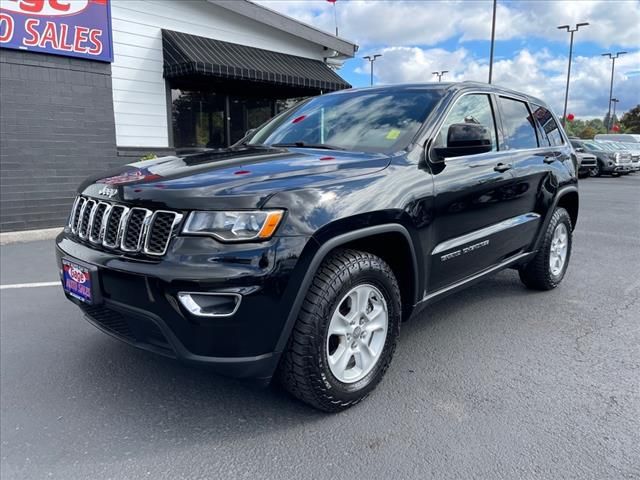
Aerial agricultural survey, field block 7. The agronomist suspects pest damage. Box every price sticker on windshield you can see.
[386,129,401,140]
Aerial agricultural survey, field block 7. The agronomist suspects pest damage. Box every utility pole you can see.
[558,22,589,127]
[432,70,449,82]
[610,97,620,130]
[488,0,497,84]
[602,52,627,132]
[363,54,382,86]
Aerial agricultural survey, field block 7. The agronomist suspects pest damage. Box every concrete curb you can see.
[0,227,62,246]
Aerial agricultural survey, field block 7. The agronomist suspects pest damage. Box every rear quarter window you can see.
[531,104,564,146]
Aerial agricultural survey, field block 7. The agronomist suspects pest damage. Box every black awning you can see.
[161,29,350,92]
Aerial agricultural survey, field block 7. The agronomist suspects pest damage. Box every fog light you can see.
[178,292,241,317]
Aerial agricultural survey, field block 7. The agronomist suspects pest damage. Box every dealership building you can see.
[0,0,356,232]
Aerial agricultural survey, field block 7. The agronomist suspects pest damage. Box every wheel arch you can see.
[532,185,579,253]
[274,224,420,353]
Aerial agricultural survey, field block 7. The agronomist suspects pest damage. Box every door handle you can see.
[494,163,512,172]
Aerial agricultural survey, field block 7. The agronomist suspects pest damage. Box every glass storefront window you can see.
[229,97,274,145]
[171,90,226,149]
[171,88,310,150]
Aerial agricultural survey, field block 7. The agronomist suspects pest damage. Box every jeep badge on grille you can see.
[98,186,117,198]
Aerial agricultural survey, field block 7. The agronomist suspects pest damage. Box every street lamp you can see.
[558,22,589,126]
[363,54,382,86]
[602,52,627,132]
[488,0,497,84]
[610,97,620,130]
[432,70,449,82]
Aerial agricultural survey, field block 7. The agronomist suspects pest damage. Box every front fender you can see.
[273,223,420,353]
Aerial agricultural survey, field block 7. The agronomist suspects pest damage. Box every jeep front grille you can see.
[68,196,182,257]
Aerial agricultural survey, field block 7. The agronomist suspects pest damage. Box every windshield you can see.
[247,89,444,153]
[583,141,605,151]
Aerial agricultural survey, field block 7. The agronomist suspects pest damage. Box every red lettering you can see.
[49,0,71,12]
[18,0,44,13]
[57,23,74,51]
[40,21,58,49]
[87,29,102,55]
[73,26,89,53]
[23,18,40,46]
[0,14,14,43]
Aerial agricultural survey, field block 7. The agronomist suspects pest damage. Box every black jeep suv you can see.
[56,83,578,412]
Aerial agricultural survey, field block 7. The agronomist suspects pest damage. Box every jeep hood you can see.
[80,146,390,210]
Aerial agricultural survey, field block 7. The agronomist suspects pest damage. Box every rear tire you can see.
[519,207,572,291]
[278,249,401,412]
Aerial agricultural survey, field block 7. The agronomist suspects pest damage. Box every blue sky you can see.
[258,0,640,119]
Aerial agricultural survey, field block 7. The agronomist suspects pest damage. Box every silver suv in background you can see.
[594,141,634,175]
[571,139,629,176]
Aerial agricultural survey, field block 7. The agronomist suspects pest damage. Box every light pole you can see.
[432,70,448,82]
[488,0,497,84]
[602,52,627,132]
[610,97,620,130]
[363,54,382,86]
[558,22,589,127]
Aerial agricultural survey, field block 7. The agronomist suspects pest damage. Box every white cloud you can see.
[364,47,640,118]
[257,0,640,48]
[256,0,640,117]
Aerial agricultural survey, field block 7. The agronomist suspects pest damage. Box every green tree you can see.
[578,126,597,139]
[620,105,640,133]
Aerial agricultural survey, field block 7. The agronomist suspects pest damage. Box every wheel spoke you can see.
[366,307,387,332]
[355,287,371,315]
[330,313,352,336]
[356,343,375,371]
[337,349,353,374]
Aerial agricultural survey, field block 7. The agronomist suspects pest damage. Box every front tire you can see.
[278,249,401,412]
[519,207,573,290]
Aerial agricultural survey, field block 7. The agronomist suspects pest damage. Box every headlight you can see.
[183,210,284,241]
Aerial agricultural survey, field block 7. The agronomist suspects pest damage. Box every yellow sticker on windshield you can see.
[386,129,401,140]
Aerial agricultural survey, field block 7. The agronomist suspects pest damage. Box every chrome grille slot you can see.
[89,203,110,244]
[144,211,182,256]
[67,196,181,257]
[71,197,86,234]
[78,199,96,239]
[121,208,152,252]
[103,205,127,248]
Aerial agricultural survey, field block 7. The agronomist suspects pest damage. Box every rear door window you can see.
[531,104,564,146]
[497,97,539,150]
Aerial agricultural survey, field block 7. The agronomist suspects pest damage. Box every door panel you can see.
[428,152,528,290]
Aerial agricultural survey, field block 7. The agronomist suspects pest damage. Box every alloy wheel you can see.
[326,284,389,384]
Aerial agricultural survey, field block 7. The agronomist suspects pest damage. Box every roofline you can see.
[208,0,358,59]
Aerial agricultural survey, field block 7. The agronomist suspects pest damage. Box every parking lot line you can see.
[0,281,60,290]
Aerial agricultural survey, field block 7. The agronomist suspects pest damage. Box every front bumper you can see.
[56,231,312,380]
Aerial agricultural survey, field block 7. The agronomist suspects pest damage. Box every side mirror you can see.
[575,147,585,153]
[432,123,492,161]
[245,128,256,138]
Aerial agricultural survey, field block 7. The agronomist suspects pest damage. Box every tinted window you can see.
[433,94,497,151]
[531,103,564,146]
[498,97,539,150]
[249,90,443,153]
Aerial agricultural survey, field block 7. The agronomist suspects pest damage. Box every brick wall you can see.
[0,49,120,232]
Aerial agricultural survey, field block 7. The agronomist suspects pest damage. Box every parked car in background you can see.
[594,133,640,144]
[623,143,640,172]
[570,142,598,177]
[596,141,634,175]
[570,139,629,176]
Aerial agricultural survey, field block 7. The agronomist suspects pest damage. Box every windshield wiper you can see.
[271,142,345,151]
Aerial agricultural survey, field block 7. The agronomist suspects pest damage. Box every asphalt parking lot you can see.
[1,175,639,480]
